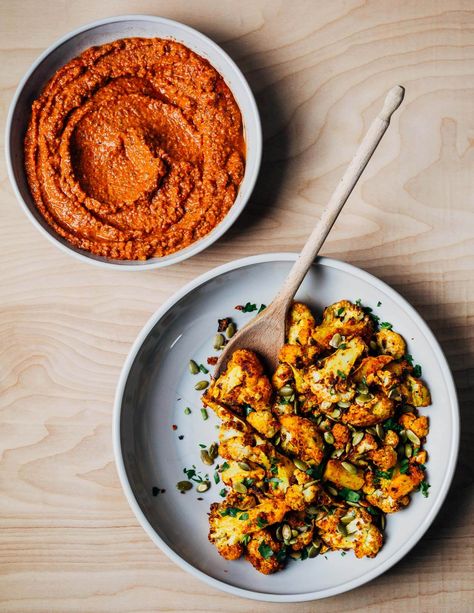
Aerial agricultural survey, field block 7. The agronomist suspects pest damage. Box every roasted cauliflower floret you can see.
[245,529,283,574]
[375,329,407,359]
[363,463,425,513]
[208,493,258,560]
[342,393,394,427]
[368,446,398,470]
[384,429,400,447]
[332,423,350,449]
[206,349,272,413]
[287,302,316,345]
[308,337,366,404]
[247,409,280,439]
[220,460,266,490]
[279,414,324,466]
[353,355,394,383]
[312,300,373,349]
[323,459,365,490]
[284,512,315,550]
[400,375,431,407]
[316,507,383,558]
[399,412,429,439]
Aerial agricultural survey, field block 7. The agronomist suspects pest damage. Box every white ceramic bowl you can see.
[113,254,459,602]
[5,15,261,269]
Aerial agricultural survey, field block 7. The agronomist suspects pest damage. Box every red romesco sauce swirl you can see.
[25,37,245,260]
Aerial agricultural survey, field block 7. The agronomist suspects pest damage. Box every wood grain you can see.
[0,1,472,611]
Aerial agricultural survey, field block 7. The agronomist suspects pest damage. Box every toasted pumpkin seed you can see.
[337,400,351,409]
[233,481,248,494]
[329,333,342,348]
[226,322,236,338]
[370,340,378,351]
[326,485,339,496]
[238,461,251,471]
[352,431,364,446]
[279,523,291,541]
[274,435,281,446]
[303,479,318,490]
[188,359,199,374]
[355,393,371,405]
[306,506,318,516]
[289,551,301,560]
[342,461,357,474]
[194,380,209,391]
[176,480,192,491]
[213,333,225,350]
[406,429,421,446]
[380,514,386,530]
[324,431,335,445]
[357,382,369,394]
[340,512,356,524]
[293,458,309,471]
[405,443,413,458]
[279,385,294,397]
[200,449,214,466]
[331,448,344,458]
[196,481,210,493]
[208,442,218,460]
[337,523,348,536]
[276,525,283,541]
[388,387,401,400]
[399,429,408,442]
[291,529,299,538]
[366,427,377,437]
[346,500,362,507]
[289,537,298,545]
[345,442,352,453]
[375,424,385,440]
[329,408,341,419]
[307,543,319,558]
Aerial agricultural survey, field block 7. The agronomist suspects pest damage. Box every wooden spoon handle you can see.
[272,85,405,310]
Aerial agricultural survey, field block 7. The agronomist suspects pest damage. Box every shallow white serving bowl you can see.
[5,15,261,269]
[113,253,459,602]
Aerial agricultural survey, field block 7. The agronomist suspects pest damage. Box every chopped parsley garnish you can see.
[276,546,287,563]
[413,364,422,378]
[399,458,410,474]
[258,543,274,559]
[183,466,208,483]
[299,547,309,561]
[403,353,414,366]
[377,301,382,307]
[375,468,394,481]
[367,506,380,516]
[241,534,251,546]
[337,369,347,380]
[258,304,267,313]
[336,307,345,317]
[339,488,361,503]
[213,472,220,484]
[220,461,230,471]
[341,551,347,557]
[199,443,207,448]
[242,477,255,488]
[382,418,402,433]
[238,512,249,521]
[242,302,258,313]
[420,480,431,497]
[268,477,282,488]
[380,321,393,330]
[220,507,241,517]
[306,464,324,480]
[184,407,191,415]
[257,516,268,529]
[219,488,227,497]
[199,363,209,374]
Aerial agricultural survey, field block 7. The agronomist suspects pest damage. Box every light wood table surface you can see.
[0,1,472,611]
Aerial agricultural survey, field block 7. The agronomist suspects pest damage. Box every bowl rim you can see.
[5,14,262,270]
[112,252,460,602]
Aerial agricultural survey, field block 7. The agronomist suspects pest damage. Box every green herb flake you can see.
[399,458,410,474]
[219,488,227,498]
[220,507,241,517]
[200,408,209,421]
[420,480,431,497]
[382,418,403,433]
[242,302,258,313]
[243,403,255,416]
[339,488,361,503]
[258,543,274,559]
[403,353,414,366]
[257,517,268,529]
[413,364,422,378]
[377,301,382,307]
[242,477,255,488]
[184,407,191,415]
[276,546,287,563]
[337,369,347,380]
[221,461,230,471]
[258,303,267,313]
[380,321,393,330]
[199,364,209,374]
[238,512,249,521]
[199,443,207,448]
[213,472,220,484]
[241,534,251,546]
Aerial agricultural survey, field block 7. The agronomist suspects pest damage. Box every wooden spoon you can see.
[214,85,405,377]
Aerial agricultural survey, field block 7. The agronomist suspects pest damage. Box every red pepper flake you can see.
[172,424,178,431]
[218,317,232,331]
[234,305,244,311]
[207,356,218,365]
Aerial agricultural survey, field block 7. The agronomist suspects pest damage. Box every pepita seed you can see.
[330,408,341,419]
[290,551,301,560]
[279,385,294,397]
[188,359,199,374]
[329,333,342,349]
[399,429,408,442]
[312,538,322,548]
[194,380,209,391]
[288,537,298,545]
[233,481,248,494]
[366,427,377,437]
[208,442,218,460]
[352,431,364,446]
[357,382,369,394]
[345,500,362,507]
[341,512,356,524]
[331,448,344,458]
[324,431,335,445]
[388,387,401,400]
[405,443,413,458]
[176,480,192,491]
[380,514,386,530]
[370,340,378,351]
[307,543,319,558]
[337,523,348,536]
[341,461,357,475]
[200,449,214,466]
[282,524,292,541]
[238,461,251,471]
[291,529,299,538]
[298,525,310,533]
[355,393,371,405]
[406,429,421,446]
[213,333,225,350]
[303,480,318,490]
[226,322,236,338]
[337,400,351,408]
[375,424,385,440]
[293,458,309,471]
[306,506,318,516]
[345,442,352,453]
[276,525,283,541]
[326,485,338,497]
[274,435,281,446]
[196,481,210,493]
[345,519,359,534]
